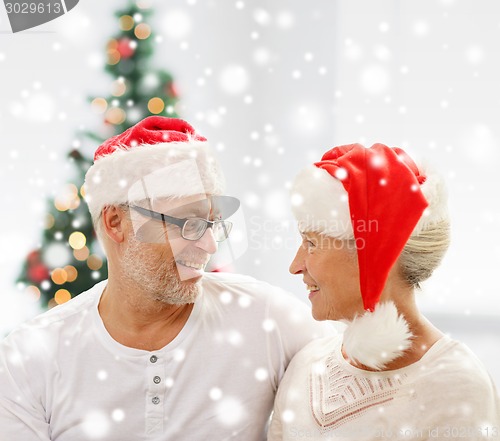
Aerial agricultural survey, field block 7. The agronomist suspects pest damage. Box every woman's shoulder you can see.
[414,336,498,396]
[409,336,500,429]
[289,334,343,367]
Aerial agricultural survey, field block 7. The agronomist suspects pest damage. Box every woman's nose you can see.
[289,246,305,275]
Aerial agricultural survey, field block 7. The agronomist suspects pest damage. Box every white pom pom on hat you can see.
[291,143,449,370]
[342,302,413,371]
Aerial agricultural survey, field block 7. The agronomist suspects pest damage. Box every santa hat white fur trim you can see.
[291,166,354,239]
[290,163,448,239]
[414,161,449,234]
[342,301,413,371]
[84,140,225,221]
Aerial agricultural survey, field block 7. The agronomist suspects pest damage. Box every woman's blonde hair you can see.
[398,219,451,289]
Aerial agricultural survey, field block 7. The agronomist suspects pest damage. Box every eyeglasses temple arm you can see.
[131,206,187,229]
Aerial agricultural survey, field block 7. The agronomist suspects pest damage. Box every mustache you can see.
[175,253,210,265]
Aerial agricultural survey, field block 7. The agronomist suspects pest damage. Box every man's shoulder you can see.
[202,271,267,287]
[200,271,333,337]
[202,271,295,300]
[3,281,105,344]
[201,271,308,312]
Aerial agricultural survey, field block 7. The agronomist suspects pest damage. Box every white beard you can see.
[120,235,201,305]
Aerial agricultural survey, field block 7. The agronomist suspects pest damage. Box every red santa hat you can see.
[291,143,448,370]
[84,116,225,221]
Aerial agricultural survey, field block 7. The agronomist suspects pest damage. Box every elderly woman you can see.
[268,144,499,440]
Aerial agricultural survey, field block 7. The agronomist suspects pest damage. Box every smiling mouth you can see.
[306,285,319,292]
[177,260,207,270]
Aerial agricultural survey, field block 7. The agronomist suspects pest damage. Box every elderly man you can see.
[0,117,327,440]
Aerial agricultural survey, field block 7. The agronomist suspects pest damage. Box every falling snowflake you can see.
[360,65,390,95]
[111,409,125,422]
[254,367,269,381]
[209,387,223,400]
[253,9,271,26]
[465,46,484,64]
[264,190,288,219]
[282,409,295,423]
[344,39,363,61]
[253,47,272,65]
[219,67,249,96]
[413,20,429,37]
[215,397,246,426]
[276,11,295,29]
[162,10,192,40]
[43,243,71,268]
[81,410,111,439]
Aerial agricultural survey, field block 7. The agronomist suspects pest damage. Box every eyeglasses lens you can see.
[182,219,232,242]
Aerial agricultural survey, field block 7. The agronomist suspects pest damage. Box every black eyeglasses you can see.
[130,205,233,242]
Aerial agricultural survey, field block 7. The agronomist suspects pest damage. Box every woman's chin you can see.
[311,308,329,321]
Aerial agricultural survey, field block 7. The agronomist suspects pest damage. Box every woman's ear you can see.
[101,205,128,244]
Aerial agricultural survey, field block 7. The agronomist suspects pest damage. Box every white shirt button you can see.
[152,396,160,405]
[153,376,161,384]
[150,355,158,363]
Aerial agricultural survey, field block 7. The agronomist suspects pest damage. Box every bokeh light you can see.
[74,246,90,261]
[45,213,55,230]
[135,23,151,39]
[119,15,134,31]
[25,285,41,301]
[111,79,127,97]
[148,97,165,114]
[69,232,87,250]
[54,289,72,305]
[51,268,68,285]
[105,107,127,125]
[64,265,78,282]
[54,184,80,211]
[91,98,108,114]
[87,255,103,271]
[107,39,121,65]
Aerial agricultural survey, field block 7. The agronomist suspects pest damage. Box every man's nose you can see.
[195,226,218,255]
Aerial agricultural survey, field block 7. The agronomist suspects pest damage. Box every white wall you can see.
[0,0,499,383]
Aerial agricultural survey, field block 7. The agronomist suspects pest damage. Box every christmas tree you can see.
[17,1,180,309]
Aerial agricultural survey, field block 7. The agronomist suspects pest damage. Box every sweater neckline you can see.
[335,333,454,377]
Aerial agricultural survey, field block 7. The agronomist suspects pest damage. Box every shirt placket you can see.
[145,353,166,435]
